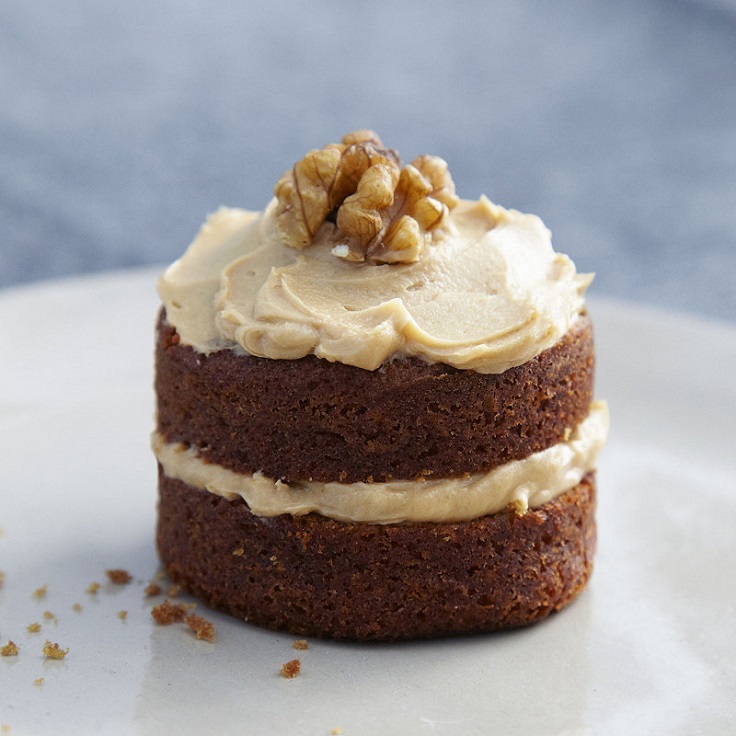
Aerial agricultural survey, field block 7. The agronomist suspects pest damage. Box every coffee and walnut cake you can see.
[153,131,609,641]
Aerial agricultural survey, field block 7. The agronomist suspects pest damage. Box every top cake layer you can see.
[159,186,591,373]
[154,132,606,512]
[155,310,596,483]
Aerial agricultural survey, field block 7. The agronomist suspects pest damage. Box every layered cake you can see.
[153,131,609,640]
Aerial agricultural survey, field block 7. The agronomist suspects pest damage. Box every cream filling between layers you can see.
[152,401,608,525]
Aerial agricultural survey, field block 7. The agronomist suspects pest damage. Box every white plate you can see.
[1,268,735,736]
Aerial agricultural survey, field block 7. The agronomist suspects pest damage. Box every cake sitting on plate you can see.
[152,130,609,641]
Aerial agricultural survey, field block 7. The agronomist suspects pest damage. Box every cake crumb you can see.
[166,584,181,598]
[105,569,132,585]
[27,622,41,633]
[232,547,244,556]
[280,658,301,678]
[32,584,48,600]
[42,641,69,660]
[86,582,101,595]
[151,599,188,625]
[1,641,19,657]
[72,603,82,613]
[293,639,309,650]
[34,678,45,687]
[1,724,10,733]
[143,582,162,597]
[330,729,343,735]
[0,571,5,589]
[509,498,528,516]
[184,613,216,642]
[118,610,128,620]
[42,611,57,623]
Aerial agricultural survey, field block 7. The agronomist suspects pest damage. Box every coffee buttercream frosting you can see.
[159,196,592,373]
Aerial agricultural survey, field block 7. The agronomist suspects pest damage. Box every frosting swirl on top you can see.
[159,196,592,373]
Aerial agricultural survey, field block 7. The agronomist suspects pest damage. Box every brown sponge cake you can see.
[153,130,608,640]
[157,472,596,641]
[155,311,595,483]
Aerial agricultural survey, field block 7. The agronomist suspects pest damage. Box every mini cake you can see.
[153,131,608,641]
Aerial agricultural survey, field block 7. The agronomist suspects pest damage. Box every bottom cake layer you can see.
[156,469,597,641]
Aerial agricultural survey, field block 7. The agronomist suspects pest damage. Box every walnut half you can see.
[273,131,458,264]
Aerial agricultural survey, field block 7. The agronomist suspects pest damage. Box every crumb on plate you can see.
[42,641,69,660]
[184,613,216,642]
[293,639,309,650]
[1,641,19,657]
[86,582,100,595]
[26,623,41,633]
[151,599,189,625]
[32,584,47,600]
[118,610,128,620]
[280,658,301,679]
[105,569,132,585]
[143,582,162,597]
[34,678,44,687]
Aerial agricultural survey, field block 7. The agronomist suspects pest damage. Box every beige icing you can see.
[152,401,608,524]
[159,196,592,373]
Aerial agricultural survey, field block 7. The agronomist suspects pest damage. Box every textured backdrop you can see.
[1,0,735,321]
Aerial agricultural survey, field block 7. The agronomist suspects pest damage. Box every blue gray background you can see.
[2,0,735,322]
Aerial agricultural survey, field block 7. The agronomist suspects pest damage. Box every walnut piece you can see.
[274,130,397,250]
[340,154,460,263]
[273,131,458,264]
